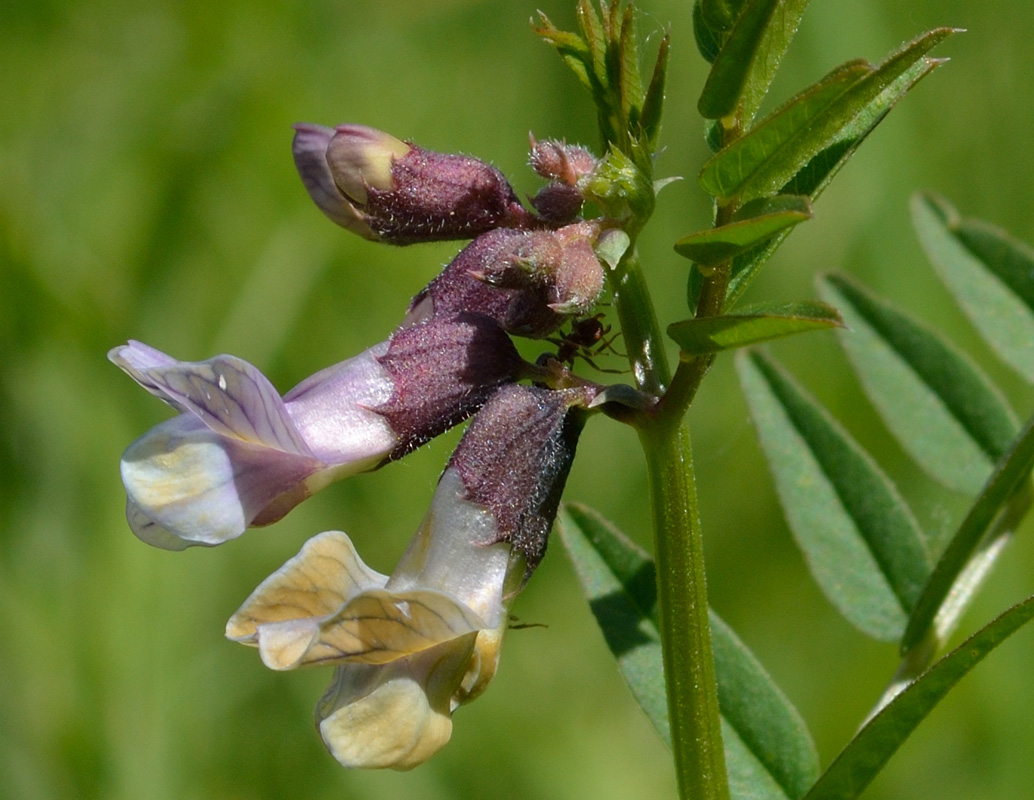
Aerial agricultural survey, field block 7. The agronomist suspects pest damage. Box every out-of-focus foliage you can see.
[3,1,1034,798]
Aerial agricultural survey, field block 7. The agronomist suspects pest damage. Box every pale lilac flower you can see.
[111,316,525,550]
[225,384,593,768]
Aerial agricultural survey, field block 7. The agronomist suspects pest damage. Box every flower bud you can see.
[530,182,585,224]
[405,223,605,337]
[529,136,599,185]
[528,138,599,223]
[293,123,531,244]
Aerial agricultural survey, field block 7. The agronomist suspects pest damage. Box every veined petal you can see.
[301,588,486,668]
[316,635,477,770]
[227,530,387,641]
[227,532,487,670]
[110,342,312,455]
[121,415,322,547]
[108,340,181,404]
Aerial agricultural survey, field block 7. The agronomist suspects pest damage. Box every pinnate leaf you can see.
[558,503,820,800]
[818,273,1018,495]
[737,351,931,640]
[805,594,1034,800]
[699,29,954,204]
[912,191,1034,383]
[668,300,842,356]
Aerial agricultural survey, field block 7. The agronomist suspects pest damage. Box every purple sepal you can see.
[448,384,593,572]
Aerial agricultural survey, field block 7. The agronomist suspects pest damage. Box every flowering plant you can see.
[108,1,1034,798]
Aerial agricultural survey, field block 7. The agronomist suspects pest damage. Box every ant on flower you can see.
[545,312,626,373]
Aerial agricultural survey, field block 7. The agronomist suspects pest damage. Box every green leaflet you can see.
[694,1,724,64]
[697,0,781,120]
[617,3,644,130]
[912,191,1034,384]
[699,29,953,204]
[668,300,842,356]
[557,504,819,800]
[819,273,1018,495]
[675,195,812,266]
[698,0,811,125]
[640,31,670,149]
[534,11,599,100]
[902,412,1034,654]
[701,0,748,31]
[805,594,1034,800]
[716,41,944,310]
[736,351,931,641]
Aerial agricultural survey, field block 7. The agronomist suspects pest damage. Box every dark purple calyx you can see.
[374,314,526,460]
[368,147,532,244]
[448,384,593,573]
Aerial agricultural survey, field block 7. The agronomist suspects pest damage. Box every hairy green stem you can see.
[641,419,730,800]
[609,249,729,800]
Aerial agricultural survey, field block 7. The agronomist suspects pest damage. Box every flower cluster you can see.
[112,123,610,768]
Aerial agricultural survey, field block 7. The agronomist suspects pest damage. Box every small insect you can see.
[547,313,626,373]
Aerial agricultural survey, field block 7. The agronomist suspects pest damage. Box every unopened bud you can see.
[528,138,599,224]
[548,221,605,315]
[404,223,605,338]
[529,136,599,185]
[530,182,585,224]
[294,123,531,244]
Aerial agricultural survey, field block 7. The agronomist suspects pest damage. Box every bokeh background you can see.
[4,1,1034,798]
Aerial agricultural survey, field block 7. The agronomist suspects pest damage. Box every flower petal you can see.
[111,343,312,455]
[316,635,477,770]
[292,123,378,238]
[281,343,397,464]
[302,587,486,667]
[125,500,192,551]
[388,468,515,626]
[121,415,321,547]
[227,530,387,645]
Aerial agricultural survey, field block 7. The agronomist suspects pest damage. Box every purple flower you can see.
[293,123,531,244]
[225,384,593,769]
[111,316,526,549]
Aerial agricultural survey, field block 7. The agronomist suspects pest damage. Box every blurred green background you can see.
[4,1,1034,798]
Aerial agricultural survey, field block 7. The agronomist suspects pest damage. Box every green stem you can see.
[641,419,730,800]
[609,250,729,800]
